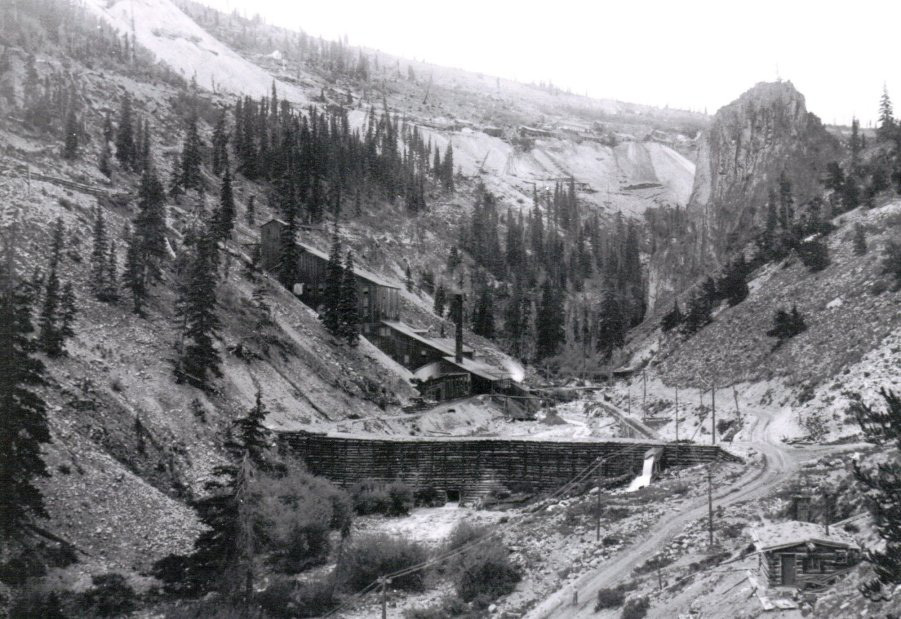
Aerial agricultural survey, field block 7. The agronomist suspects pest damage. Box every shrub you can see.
[453,539,521,602]
[254,465,353,571]
[338,534,430,592]
[255,576,337,618]
[9,588,66,619]
[798,239,830,271]
[621,596,650,619]
[76,573,138,617]
[595,586,626,610]
[386,482,415,516]
[350,479,391,515]
[882,239,901,287]
[445,521,491,554]
[405,595,471,618]
[767,305,807,345]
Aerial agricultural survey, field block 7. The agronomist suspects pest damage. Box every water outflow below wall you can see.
[278,433,742,496]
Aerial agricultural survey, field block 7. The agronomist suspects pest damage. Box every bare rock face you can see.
[688,80,840,259]
[647,81,841,311]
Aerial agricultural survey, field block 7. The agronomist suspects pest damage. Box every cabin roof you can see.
[262,219,399,289]
[442,355,508,382]
[751,520,860,552]
[381,320,474,357]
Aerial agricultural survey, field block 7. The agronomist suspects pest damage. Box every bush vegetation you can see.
[595,586,626,610]
[338,534,430,591]
[451,537,521,602]
[254,576,338,618]
[621,595,651,619]
[350,479,415,516]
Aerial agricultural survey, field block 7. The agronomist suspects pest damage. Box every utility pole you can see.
[380,577,390,619]
[707,463,715,548]
[674,386,679,442]
[627,384,631,417]
[711,381,717,445]
[642,370,647,421]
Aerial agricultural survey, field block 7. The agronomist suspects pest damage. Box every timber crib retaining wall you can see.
[277,433,741,494]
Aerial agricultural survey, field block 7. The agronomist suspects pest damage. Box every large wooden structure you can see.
[260,219,400,327]
[278,433,742,500]
[751,521,860,589]
[373,320,473,370]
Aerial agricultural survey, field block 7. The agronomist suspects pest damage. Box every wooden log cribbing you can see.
[277,432,742,495]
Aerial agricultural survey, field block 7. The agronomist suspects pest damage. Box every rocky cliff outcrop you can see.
[647,81,841,311]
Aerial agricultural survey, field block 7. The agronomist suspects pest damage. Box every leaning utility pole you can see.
[642,370,647,420]
[711,381,717,445]
[596,458,602,542]
[380,577,390,619]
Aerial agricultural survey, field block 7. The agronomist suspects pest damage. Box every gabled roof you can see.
[381,320,474,357]
[442,356,509,382]
[262,219,398,289]
[751,521,860,552]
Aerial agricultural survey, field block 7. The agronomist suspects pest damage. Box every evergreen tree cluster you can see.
[0,233,51,541]
[37,218,77,356]
[456,183,646,362]
[851,388,901,601]
[89,208,119,303]
[318,234,360,345]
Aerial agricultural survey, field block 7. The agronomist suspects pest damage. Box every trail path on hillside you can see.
[525,405,855,619]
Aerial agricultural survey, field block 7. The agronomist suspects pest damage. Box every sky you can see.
[198,0,898,126]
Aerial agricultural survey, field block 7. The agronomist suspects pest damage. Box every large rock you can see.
[647,81,841,310]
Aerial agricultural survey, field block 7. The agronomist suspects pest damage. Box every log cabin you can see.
[751,521,860,589]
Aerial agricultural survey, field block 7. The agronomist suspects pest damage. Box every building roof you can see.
[442,355,509,382]
[751,521,860,552]
[262,219,399,289]
[381,320,474,357]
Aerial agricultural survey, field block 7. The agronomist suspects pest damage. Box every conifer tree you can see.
[320,234,343,336]
[99,142,112,178]
[0,234,51,540]
[536,279,564,360]
[433,284,447,317]
[63,107,79,159]
[598,288,625,357]
[169,153,183,198]
[38,265,62,356]
[135,165,167,281]
[878,85,895,142]
[338,252,360,345]
[442,142,455,191]
[682,286,713,335]
[851,388,901,600]
[661,300,683,333]
[90,208,109,298]
[123,224,147,315]
[180,113,204,193]
[277,212,300,289]
[232,388,272,468]
[174,228,221,389]
[214,168,236,241]
[115,93,135,169]
[767,304,806,345]
[853,223,868,256]
[211,110,229,177]
[472,285,495,339]
[849,118,862,171]
[59,282,76,344]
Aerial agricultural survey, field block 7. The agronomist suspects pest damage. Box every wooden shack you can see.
[751,521,860,589]
[373,320,473,370]
[260,219,400,327]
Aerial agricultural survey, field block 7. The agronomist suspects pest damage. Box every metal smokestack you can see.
[454,292,463,363]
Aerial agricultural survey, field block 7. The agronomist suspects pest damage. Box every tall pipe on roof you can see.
[453,292,463,363]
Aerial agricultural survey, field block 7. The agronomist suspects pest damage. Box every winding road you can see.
[525,406,814,618]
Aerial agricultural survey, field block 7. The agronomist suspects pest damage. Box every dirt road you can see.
[526,407,801,619]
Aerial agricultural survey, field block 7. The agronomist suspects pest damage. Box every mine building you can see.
[260,219,400,328]
[751,521,860,589]
[374,319,474,370]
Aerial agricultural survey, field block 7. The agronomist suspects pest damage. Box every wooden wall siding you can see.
[278,433,740,493]
[762,544,858,587]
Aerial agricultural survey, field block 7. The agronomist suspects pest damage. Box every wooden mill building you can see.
[751,521,860,589]
[260,219,400,328]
